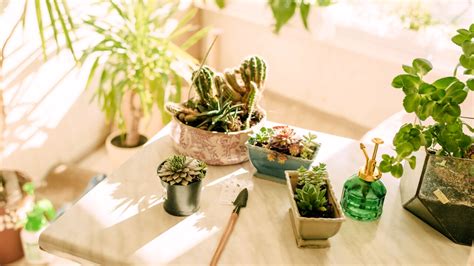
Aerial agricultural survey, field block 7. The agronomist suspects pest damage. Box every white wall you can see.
[198,1,473,129]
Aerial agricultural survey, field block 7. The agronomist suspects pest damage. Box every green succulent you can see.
[297,163,327,187]
[300,133,319,160]
[158,155,207,186]
[248,127,274,146]
[295,183,328,217]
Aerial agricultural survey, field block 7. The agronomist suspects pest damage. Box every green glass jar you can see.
[341,138,386,221]
[341,174,386,221]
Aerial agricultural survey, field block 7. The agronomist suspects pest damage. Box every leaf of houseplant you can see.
[412,58,432,76]
[215,0,226,8]
[467,79,474,90]
[270,0,296,34]
[300,3,310,30]
[390,163,403,178]
[403,94,420,113]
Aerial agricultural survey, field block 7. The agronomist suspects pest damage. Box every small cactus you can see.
[214,74,241,102]
[192,66,216,106]
[158,155,207,186]
[240,56,267,89]
[224,69,246,94]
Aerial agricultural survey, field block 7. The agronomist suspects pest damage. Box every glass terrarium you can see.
[400,150,474,245]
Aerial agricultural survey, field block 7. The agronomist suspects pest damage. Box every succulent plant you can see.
[295,183,329,217]
[248,126,320,159]
[300,133,319,160]
[297,163,327,187]
[158,155,207,186]
[166,55,267,132]
[240,55,267,89]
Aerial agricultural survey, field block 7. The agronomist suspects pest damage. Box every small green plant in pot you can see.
[379,24,474,245]
[285,164,345,247]
[157,155,207,216]
[166,56,268,165]
[81,1,208,165]
[246,125,321,181]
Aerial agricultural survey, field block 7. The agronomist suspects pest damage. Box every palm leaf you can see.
[53,0,76,60]
[34,0,47,60]
[180,26,211,51]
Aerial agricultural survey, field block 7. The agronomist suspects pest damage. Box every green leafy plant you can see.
[157,155,207,185]
[166,55,267,132]
[380,24,474,178]
[22,182,56,231]
[214,0,332,34]
[248,125,320,159]
[82,0,209,147]
[296,163,327,187]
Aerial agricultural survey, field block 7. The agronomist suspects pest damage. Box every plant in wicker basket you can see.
[158,155,207,186]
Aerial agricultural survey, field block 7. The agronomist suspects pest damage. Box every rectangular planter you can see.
[400,150,474,245]
[285,171,345,241]
[247,142,320,182]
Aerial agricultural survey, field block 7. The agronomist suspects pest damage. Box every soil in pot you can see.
[111,134,148,148]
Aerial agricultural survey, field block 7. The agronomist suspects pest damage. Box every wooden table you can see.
[39,123,471,265]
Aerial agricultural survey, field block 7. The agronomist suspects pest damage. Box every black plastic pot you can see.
[400,150,474,245]
[160,180,202,216]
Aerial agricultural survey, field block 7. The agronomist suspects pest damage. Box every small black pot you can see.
[160,180,202,216]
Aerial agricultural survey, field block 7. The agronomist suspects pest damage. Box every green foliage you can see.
[166,55,267,132]
[82,1,208,134]
[297,163,327,187]
[248,127,275,145]
[300,132,319,159]
[214,0,332,34]
[295,183,328,216]
[381,24,474,178]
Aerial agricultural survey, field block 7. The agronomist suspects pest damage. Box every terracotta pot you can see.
[169,112,266,165]
[285,171,345,240]
[105,131,148,167]
[0,170,33,264]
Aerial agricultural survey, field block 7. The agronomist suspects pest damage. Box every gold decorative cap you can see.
[358,138,384,182]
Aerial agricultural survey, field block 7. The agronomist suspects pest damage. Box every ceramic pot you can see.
[246,143,320,182]
[169,112,266,165]
[400,150,474,245]
[285,171,345,241]
[105,131,148,167]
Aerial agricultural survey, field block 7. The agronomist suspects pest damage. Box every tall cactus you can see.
[192,66,216,106]
[240,56,267,90]
[244,81,258,129]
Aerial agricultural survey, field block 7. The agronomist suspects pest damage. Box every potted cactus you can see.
[246,126,320,181]
[166,56,267,165]
[157,155,207,216]
[285,164,345,247]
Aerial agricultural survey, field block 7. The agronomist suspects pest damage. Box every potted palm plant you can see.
[285,164,345,248]
[246,126,320,181]
[165,56,267,165]
[379,24,474,245]
[157,155,207,216]
[81,1,209,165]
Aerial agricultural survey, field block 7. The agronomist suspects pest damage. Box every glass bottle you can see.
[341,138,387,221]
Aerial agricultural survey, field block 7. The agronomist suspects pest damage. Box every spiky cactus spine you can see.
[192,66,216,106]
[158,155,207,186]
[240,56,267,90]
[214,74,241,102]
[244,81,257,129]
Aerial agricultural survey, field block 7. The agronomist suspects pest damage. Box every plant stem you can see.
[123,90,142,147]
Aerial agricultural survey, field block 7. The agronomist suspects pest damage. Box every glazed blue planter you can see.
[246,142,320,182]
